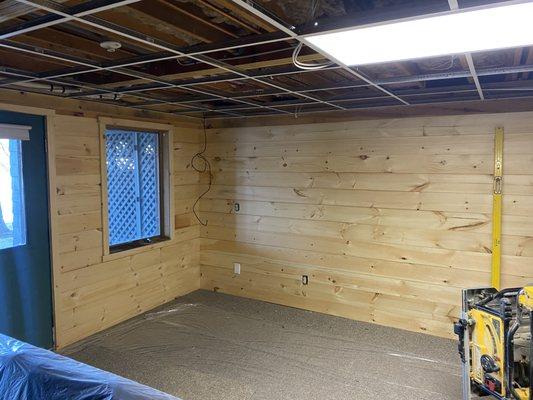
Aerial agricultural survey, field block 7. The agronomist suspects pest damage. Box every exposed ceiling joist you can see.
[0,0,141,40]
[0,0,531,119]
[14,0,346,113]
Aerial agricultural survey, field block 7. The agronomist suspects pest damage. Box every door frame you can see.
[0,102,58,348]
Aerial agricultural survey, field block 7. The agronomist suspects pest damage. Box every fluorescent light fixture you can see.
[306,2,533,66]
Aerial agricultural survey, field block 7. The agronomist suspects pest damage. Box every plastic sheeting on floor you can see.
[0,333,179,400]
[62,291,463,400]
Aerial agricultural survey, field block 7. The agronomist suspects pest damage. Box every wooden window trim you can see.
[98,117,175,261]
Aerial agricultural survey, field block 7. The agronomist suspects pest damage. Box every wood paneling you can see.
[52,115,201,348]
[200,112,533,338]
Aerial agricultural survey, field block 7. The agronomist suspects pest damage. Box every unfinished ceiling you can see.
[1,0,532,119]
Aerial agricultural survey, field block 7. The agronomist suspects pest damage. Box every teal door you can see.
[0,110,53,349]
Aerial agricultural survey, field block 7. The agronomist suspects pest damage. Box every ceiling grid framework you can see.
[12,0,348,114]
[0,0,532,119]
[2,0,294,116]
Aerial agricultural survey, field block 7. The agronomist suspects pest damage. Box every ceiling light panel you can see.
[306,2,533,66]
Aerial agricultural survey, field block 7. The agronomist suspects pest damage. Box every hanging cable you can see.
[292,42,333,70]
[191,117,212,226]
[310,0,320,18]
[423,55,456,71]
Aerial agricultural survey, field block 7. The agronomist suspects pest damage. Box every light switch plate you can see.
[233,262,241,275]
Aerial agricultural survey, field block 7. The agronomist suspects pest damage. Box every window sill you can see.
[102,237,172,262]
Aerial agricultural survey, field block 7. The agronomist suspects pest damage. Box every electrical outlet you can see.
[302,275,309,285]
[233,262,241,275]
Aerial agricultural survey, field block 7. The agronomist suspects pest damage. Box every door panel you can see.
[0,110,53,349]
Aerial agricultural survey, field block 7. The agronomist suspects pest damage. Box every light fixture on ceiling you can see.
[100,40,122,52]
[306,1,533,66]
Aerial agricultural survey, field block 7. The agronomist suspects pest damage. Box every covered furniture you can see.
[0,333,178,400]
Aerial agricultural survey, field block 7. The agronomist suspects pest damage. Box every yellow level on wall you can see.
[491,127,504,290]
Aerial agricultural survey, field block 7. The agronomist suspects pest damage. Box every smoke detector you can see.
[100,41,122,52]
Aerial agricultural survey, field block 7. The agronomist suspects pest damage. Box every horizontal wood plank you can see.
[52,115,202,347]
[200,113,533,338]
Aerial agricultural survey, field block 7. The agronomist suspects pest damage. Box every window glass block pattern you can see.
[138,132,160,238]
[106,130,160,246]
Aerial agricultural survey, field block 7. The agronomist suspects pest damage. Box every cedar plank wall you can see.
[53,115,201,348]
[200,112,533,339]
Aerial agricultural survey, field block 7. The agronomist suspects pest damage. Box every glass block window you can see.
[105,129,161,247]
[0,139,26,250]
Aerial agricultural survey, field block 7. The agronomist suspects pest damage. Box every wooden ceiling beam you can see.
[393,61,425,88]
[97,7,190,47]
[0,1,36,23]
[130,77,533,109]
[521,48,533,80]
[509,48,523,81]
[159,0,239,39]
[0,0,67,23]
[458,54,474,84]
[274,71,340,99]
[206,0,275,32]
[10,21,137,63]
[100,53,326,89]
[196,0,261,34]
[207,97,533,128]
[127,1,233,43]
[0,48,67,71]
[289,69,362,101]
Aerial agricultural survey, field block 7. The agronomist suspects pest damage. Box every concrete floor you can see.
[63,290,463,400]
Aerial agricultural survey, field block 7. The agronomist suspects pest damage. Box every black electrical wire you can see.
[191,117,211,226]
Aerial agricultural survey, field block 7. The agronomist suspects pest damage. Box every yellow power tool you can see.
[456,287,533,399]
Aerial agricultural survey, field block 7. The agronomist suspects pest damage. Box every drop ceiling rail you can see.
[0,0,532,118]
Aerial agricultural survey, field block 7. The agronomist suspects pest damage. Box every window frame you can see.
[98,117,174,260]
[0,137,27,250]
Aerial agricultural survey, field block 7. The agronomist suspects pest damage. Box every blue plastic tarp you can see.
[0,333,179,400]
